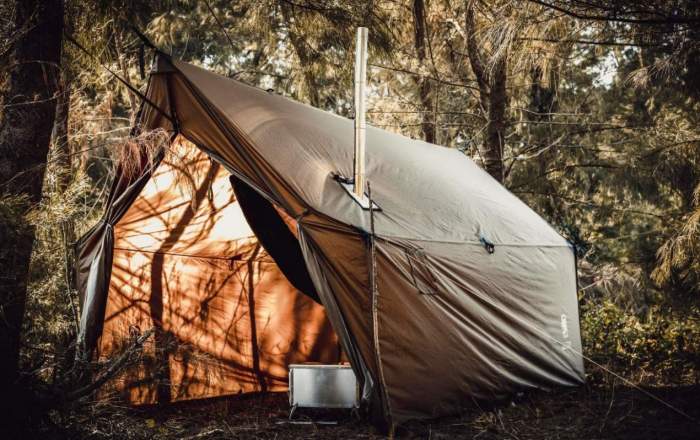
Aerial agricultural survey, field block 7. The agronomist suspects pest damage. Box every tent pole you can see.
[353,27,368,198]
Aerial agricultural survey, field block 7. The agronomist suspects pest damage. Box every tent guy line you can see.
[64,32,174,126]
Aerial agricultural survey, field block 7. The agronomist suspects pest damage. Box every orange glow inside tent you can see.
[98,137,340,404]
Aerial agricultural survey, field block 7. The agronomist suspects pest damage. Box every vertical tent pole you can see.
[353,27,368,198]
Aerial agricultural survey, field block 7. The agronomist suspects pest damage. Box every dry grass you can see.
[113,128,171,179]
[30,382,700,439]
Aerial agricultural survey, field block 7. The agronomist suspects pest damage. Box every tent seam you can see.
[370,221,394,427]
[112,246,267,262]
[378,234,573,248]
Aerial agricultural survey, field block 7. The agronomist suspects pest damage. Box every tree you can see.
[464,0,510,183]
[0,0,64,413]
[411,0,436,143]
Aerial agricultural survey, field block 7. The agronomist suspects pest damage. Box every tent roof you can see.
[172,60,569,248]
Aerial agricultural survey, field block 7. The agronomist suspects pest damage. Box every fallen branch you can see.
[52,328,155,405]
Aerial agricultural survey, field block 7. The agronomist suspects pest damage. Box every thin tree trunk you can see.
[465,1,507,183]
[149,162,220,404]
[53,73,72,187]
[0,0,63,416]
[484,53,507,182]
[412,0,436,143]
[280,4,322,108]
[246,244,267,392]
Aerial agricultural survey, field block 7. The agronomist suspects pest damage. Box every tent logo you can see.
[560,314,569,339]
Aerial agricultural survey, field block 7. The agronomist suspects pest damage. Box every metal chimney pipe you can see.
[353,27,368,198]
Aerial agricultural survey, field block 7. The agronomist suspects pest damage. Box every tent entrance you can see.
[98,137,341,404]
[229,175,320,304]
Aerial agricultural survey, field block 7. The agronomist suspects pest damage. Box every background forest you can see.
[1,0,699,438]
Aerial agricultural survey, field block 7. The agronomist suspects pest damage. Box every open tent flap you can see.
[228,175,385,415]
[75,69,174,356]
[229,175,320,304]
[97,137,341,403]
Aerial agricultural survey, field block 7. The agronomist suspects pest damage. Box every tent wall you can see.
[75,74,173,356]
[374,238,583,421]
[97,138,340,403]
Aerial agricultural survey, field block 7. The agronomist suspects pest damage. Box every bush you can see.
[580,299,700,385]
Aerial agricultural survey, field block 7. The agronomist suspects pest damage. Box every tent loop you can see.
[295,208,309,223]
[479,233,495,254]
[330,171,353,185]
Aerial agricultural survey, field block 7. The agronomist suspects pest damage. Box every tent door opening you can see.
[96,138,342,404]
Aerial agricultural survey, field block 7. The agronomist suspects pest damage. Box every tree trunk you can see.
[280,4,321,108]
[288,31,321,108]
[484,53,507,182]
[412,0,436,143]
[465,1,507,183]
[53,72,72,188]
[0,0,63,406]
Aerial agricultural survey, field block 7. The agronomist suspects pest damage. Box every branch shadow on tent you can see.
[96,138,341,404]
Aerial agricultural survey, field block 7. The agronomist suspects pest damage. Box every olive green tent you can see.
[77,53,584,426]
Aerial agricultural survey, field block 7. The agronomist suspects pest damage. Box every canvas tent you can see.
[76,53,584,425]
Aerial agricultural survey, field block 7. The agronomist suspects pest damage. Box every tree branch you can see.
[465,0,489,112]
[525,0,700,25]
[57,328,155,404]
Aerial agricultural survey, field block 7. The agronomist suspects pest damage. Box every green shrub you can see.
[580,299,700,385]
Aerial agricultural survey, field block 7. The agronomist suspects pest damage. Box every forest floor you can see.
[40,383,700,439]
